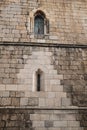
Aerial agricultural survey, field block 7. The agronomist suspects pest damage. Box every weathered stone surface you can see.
[0,0,87,44]
[0,0,87,129]
[0,109,34,129]
[28,98,38,106]
[11,98,20,106]
[45,120,53,128]
[0,46,86,129]
[0,109,86,129]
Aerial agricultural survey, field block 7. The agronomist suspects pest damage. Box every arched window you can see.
[36,69,44,91]
[34,11,49,38]
[29,10,49,38]
[34,11,46,36]
[34,15,44,35]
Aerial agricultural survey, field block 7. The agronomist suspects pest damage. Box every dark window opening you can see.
[37,73,41,91]
[34,11,49,38]
[35,69,44,92]
[34,15,44,35]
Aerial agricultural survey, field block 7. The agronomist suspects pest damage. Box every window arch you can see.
[34,10,49,37]
[34,11,45,35]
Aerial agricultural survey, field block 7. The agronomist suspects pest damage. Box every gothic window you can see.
[34,14,44,35]
[34,11,49,37]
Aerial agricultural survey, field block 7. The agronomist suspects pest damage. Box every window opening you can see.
[35,69,44,92]
[34,11,45,35]
[37,73,41,91]
[34,15,44,35]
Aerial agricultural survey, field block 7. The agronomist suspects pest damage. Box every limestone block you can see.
[32,121,44,127]
[0,98,11,106]
[67,121,80,127]
[52,85,63,92]
[20,98,28,106]
[45,85,52,92]
[10,115,17,121]
[37,39,46,43]
[49,70,57,75]
[38,92,47,98]
[45,52,52,56]
[54,121,67,127]
[49,114,61,121]
[0,85,5,91]
[45,120,53,128]
[45,98,55,107]
[40,114,50,121]
[11,98,20,106]
[30,114,41,121]
[28,97,38,106]
[17,85,29,91]
[25,91,34,97]
[39,98,46,107]
[5,85,17,91]
[54,98,61,107]
[65,114,76,121]
[16,91,25,97]
[2,91,9,97]
[49,35,58,40]
[56,75,63,80]
[50,80,60,85]
[55,92,66,98]
[46,92,55,98]
[61,98,71,106]
[9,91,16,97]
[0,92,3,97]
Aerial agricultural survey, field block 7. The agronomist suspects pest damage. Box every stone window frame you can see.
[28,8,49,39]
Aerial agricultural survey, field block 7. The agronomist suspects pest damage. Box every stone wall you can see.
[0,0,87,44]
[0,45,87,108]
[0,0,87,129]
[0,44,87,129]
[0,108,84,130]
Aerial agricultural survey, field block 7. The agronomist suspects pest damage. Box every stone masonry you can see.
[0,45,86,130]
[0,0,87,44]
[0,0,87,130]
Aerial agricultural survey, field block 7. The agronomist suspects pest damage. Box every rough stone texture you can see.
[0,109,85,130]
[0,0,87,130]
[0,0,87,44]
[0,46,87,108]
[0,109,34,130]
[0,45,86,129]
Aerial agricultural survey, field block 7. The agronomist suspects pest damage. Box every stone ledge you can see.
[0,42,87,48]
[0,106,87,110]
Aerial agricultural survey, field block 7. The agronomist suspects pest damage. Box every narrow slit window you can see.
[37,73,41,91]
[35,69,44,92]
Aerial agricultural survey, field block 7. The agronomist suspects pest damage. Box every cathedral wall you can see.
[0,44,86,129]
[0,0,87,44]
[0,109,84,130]
[0,45,87,107]
[0,0,87,129]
